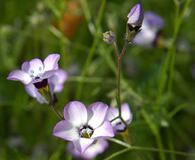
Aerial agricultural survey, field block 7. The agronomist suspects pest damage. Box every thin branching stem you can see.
[107,138,195,160]
[113,42,120,58]
[114,39,128,120]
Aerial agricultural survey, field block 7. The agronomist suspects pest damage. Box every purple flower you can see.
[107,103,132,133]
[7,54,67,103]
[133,11,164,47]
[127,3,144,31]
[67,139,108,160]
[53,101,114,153]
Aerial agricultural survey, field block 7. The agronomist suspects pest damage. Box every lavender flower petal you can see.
[21,61,30,72]
[144,12,164,30]
[48,69,68,92]
[88,102,108,129]
[127,3,144,28]
[73,138,94,153]
[25,84,47,103]
[28,58,44,77]
[133,11,164,47]
[91,121,114,139]
[43,54,60,71]
[82,139,108,159]
[121,103,133,124]
[7,70,32,85]
[53,120,79,141]
[107,107,118,122]
[64,101,88,127]
[68,139,108,159]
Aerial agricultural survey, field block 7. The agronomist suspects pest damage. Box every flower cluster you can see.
[7,54,67,104]
[6,2,141,159]
[53,101,132,159]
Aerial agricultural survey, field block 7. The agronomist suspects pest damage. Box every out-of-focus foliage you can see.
[0,0,195,159]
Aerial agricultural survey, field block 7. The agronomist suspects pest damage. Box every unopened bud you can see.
[103,31,116,44]
[127,3,144,31]
[126,3,144,42]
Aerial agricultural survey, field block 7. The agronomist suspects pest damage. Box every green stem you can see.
[80,0,95,34]
[113,42,120,58]
[68,76,115,84]
[141,109,166,160]
[116,40,128,117]
[99,46,143,104]
[104,148,130,160]
[106,138,195,160]
[157,0,192,104]
[167,130,176,160]
[50,94,64,120]
[156,133,166,160]
[50,104,64,120]
[76,0,106,99]
[168,0,192,93]
[116,56,122,116]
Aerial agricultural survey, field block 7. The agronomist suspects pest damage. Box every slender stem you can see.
[104,148,130,160]
[167,130,176,160]
[116,40,128,117]
[67,76,115,84]
[108,138,195,159]
[110,116,120,122]
[109,138,131,148]
[75,0,106,99]
[50,104,64,120]
[80,0,95,34]
[120,40,128,59]
[157,0,192,104]
[116,56,122,116]
[141,109,166,160]
[113,42,120,58]
[156,132,166,160]
[168,0,192,93]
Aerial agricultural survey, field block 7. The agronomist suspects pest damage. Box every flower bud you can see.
[126,3,144,42]
[103,31,116,44]
[127,3,144,31]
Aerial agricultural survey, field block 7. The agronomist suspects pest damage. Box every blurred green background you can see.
[0,0,195,159]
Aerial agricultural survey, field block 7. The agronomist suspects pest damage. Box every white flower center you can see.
[79,125,94,138]
[29,66,44,79]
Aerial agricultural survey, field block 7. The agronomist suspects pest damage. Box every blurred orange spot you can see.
[58,0,83,39]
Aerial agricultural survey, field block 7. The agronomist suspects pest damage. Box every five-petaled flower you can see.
[107,103,132,133]
[7,54,67,104]
[67,139,108,160]
[133,11,164,47]
[53,101,114,153]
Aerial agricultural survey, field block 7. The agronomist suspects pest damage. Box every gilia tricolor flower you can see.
[107,103,132,133]
[67,139,108,160]
[126,3,144,42]
[133,11,164,47]
[7,54,67,104]
[53,101,114,153]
